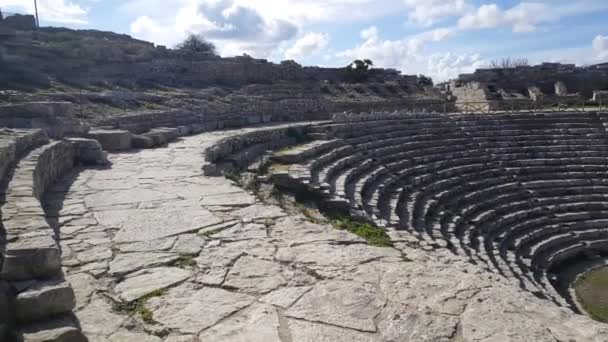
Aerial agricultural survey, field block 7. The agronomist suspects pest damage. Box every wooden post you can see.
[34,0,40,29]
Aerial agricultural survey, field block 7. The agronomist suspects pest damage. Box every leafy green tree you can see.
[176,34,217,55]
[347,59,374,81]
[418,75,433,86]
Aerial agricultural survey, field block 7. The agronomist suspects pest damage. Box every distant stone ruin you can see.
[444,62,608,110]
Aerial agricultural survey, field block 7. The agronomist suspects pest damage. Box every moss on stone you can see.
[171,254,197,268]
[326,211,393,247]
[112,288,168,324]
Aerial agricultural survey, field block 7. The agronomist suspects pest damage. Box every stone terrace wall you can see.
[94,98,447,135]
[95,100,332,134]
[0,102,87,138]
[457,63,608,98]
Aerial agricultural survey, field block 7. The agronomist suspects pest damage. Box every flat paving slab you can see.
[43,125,608,342]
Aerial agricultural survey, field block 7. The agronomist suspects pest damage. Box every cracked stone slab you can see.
[275,243,401,267]
[213,223,268,241]
[285,281,384,332]
[271,217,365,245]
[146,283,255,334]
[232,204,286,222]
[259,286,312,308]
[109,252,179,276]
[97,207,222,243]
[198,303,281,342]
[84,189,179,208]
[171,234,205,255]
[223,256,287,294]
[377,303,459,342]
[77,296,127,337]
[65,273,97,309]
[195,239,276,269]
[288,319,379,342]
[115,267,191,302]
[118,237,177,253]
[200,192,256,207]
[108,331,163,342]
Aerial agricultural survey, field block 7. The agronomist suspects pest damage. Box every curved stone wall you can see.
[0,130,105,340]
[269,110,608,311]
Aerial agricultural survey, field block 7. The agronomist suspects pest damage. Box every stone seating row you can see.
[270,111,608,309]
[0,130,105,341]
[203,123,315,176]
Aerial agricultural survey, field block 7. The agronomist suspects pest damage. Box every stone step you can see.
[14,279,76,323]
[16,314,86,342]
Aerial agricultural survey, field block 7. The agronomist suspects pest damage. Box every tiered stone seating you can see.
[0,129,104,341]
[272,111,608,309]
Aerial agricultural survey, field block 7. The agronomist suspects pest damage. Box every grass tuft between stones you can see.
[171,254,197,268]
[112,288,168,324]
[574,267,608,322]
[325,211,393,247]
[224,169,243,185]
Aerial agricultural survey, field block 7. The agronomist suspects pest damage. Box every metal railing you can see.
[455,99,607,114]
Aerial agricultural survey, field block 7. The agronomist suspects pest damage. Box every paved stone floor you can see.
[44,128,608,342]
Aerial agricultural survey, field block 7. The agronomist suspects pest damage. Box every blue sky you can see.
[2,0,608,81]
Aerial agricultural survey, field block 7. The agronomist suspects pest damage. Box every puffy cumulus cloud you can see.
[458,1,608,33]
[427,52,486,81]
[403,0,471,26]
[592,35,608,61]
[458,3,548,33]
[237,0,405,26]
[284,32,329,60]
[0,0,88,24]
[336,26,472,81]
[129,0,298,58]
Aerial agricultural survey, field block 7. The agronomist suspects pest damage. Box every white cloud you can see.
[336,26,475,81]
[285,32,329,60]
[0,0,88,24]
[128,0,299,57]
[427,52,486,81]
[458,1,608,33]
[404,0,471,26]
[592,35,608,61]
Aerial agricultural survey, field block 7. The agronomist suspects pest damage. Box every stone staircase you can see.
[0,129,106,341]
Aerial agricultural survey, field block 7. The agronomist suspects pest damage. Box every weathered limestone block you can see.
[1,141,74,280]
[593,90,608,103]
[16,315,87,342]
[1,235,62,281]
[87,130,133,151]
[132,134,155,149]
[142,131,167,146]
[154,127,180,141]
[0,102,87,138]
[67,138,108,165]
[177,125,192,136]
[555,81,569,96]
[15,280,76,322]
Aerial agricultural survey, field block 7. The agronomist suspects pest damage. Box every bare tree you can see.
[489,57,530,69]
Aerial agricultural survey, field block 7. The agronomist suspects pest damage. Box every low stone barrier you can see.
[0,102,87,139]
[203,123,314,176]
[0,132,105,340]
[1,141,75,281]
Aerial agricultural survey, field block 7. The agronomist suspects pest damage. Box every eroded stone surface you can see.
[259,286,312,308]
[198,303,281,342]
[114,267,191,302]
[286,281,384,332]
[40,127,608,342]
[146,283,255,334]
[223,256,286,294]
